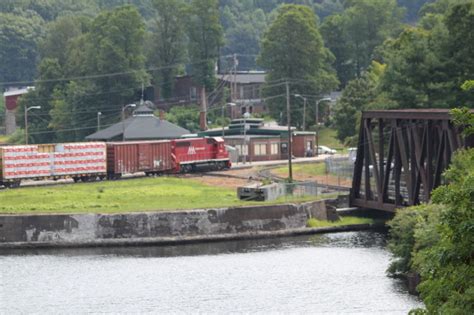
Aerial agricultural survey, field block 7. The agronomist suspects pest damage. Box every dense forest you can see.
[0,0,472,144]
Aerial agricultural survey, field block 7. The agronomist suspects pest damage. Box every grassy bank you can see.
[0,177,325,214]
[0,135,8,144]
[317,127,345,152]
[273,162,326,178]
[307,216,374,228]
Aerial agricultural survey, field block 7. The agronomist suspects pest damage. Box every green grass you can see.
[0,176,325,214]
[273,162,326,178]
[318,127,346,152]
[0,135,8,144]
[306,216,374,228]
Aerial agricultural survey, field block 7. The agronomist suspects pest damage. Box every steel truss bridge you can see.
[349,109,473,212]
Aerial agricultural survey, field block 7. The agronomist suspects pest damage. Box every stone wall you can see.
[0,196,349,248]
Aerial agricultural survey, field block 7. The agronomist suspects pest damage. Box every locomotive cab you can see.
[172,137,231,173]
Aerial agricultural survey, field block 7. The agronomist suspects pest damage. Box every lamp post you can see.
[24,106,41,144]
[294,94,307,131]
[285,82,293,182]
[242,111,251,164]
[315,97,332,156]
[122,104,136,141]
[222,102,236,139]
[97,112,102,132]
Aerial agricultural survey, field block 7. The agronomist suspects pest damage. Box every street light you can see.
[315,97,332,156]
[222,102,236,139]
[24,106,41,144]
[242,111,251,164]
[122,104,136,141]
[97,112,102,132]
[294,94,307,131]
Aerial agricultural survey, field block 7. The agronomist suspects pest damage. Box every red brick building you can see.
[3,87,33,135]
[198,118,316,162]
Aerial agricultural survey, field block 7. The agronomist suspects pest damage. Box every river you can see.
[0,231,422,314]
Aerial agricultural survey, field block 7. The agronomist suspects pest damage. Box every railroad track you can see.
[0,169,246,191]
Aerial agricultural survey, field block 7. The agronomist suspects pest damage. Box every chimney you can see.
[159,110,165,120]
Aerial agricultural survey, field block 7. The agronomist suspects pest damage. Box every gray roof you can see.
[217,73,266,84]
[86,116,190,141]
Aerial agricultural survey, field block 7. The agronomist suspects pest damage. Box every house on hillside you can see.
[86,103,189,141]
[2,87,34,135]
[153,72,267,119]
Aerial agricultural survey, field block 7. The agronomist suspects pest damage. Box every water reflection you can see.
[1,231,422,314]
[1,231,387,258]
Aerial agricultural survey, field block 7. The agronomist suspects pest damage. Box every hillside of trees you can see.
[0,0,472,144]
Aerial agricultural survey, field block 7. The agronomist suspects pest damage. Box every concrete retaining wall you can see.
[0,196,348,248]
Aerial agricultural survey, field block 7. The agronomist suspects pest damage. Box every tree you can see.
[321,0,403,85]
[397,0,431,23]
[220,7,267,71]
[442,2,474,108]
[258,4,338,128]
[186,0,224,91]
[380,27,443,108]
[84,5,149,129]
[332,61,394,143]
[320,14,353,87]
[18,5,149,142]
[17,58,64,143]
[166,105,200,132]
[148,0,187,99]
[0,12,44,85]
[39,15,91,67]
[379,1,474,109]
[332,77,374,142]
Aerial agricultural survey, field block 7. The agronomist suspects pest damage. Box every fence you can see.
[325,156,354,180]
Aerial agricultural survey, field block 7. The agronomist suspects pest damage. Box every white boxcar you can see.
[0,142,107,187]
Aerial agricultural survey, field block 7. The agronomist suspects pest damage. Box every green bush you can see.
[387,148,474,314]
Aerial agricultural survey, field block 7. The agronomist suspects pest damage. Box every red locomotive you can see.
[0,137,231,188]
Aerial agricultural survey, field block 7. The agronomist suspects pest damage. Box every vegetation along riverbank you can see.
[387,144,473,314]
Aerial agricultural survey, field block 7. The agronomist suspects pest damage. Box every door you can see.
[138,143,151,170]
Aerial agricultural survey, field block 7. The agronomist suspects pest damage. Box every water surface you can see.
[0,231,422,314]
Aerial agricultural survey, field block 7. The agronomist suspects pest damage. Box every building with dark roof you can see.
[198,118,316,162]
[86,104,189,141]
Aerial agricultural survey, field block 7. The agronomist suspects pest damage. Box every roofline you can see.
[362,109,474,120]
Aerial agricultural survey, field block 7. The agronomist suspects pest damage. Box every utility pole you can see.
[200,87,207,130]
[315,97,331,156]
[233,54,238,102]
[295,94,307,131]
[286,82,293,182]
[302,97,307,131]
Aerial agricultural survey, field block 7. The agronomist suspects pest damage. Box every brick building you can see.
[198,118,316,162]
[3,87,33,135]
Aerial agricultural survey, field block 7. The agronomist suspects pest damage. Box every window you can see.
[271,143,279,155]
[235,144,248,156]
[254,143,267,156]
[176,141,191,147]
[190,87,197,100]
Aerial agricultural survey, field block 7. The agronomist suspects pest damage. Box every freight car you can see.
[0,137,231,188]
[0,142,107,188]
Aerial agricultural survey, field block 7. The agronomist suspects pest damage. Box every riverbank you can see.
[0,196,387,249]
[0,223,382,249]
